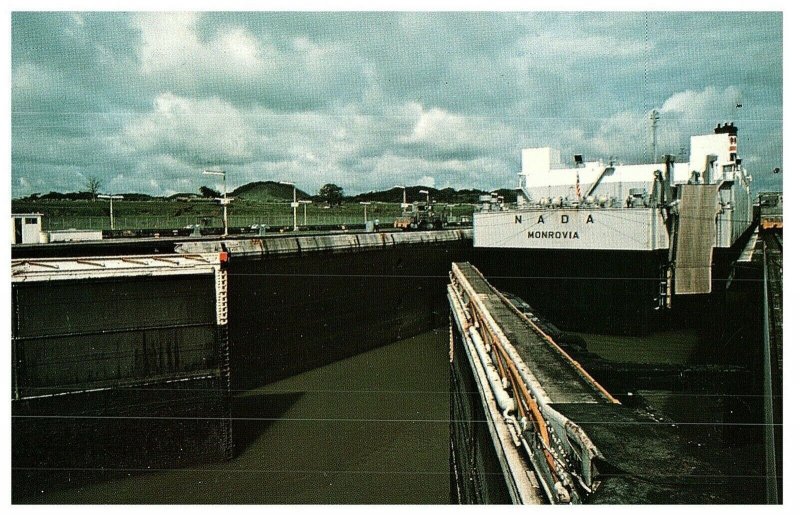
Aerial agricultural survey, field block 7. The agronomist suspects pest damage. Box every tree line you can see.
[17,176,514,205]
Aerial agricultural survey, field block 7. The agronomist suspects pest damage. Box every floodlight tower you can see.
[203,169,229,236]
[97,194,123,230]
[279,181,299,231]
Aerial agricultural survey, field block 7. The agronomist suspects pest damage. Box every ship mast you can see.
[650,109,660,164]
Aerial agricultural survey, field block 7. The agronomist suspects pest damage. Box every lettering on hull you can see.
[473,209,669,251]
[527,231,579,239]
[530,214,594,224]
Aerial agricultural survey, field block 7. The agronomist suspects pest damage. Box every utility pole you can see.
[359,201,371,224]
[299,200,312,227]
[393,184,409,210]
[203,169,229,236]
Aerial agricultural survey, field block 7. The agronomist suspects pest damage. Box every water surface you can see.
[21,330,451,504]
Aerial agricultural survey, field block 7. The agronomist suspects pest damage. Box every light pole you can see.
[280,181,298,231]
[97,194,123,230]
[393,184,409,210]
[419,189,430,206]
[203,169,229,236]
[650,109,660,164]
[299,200,312,227]
[359,201,371,224]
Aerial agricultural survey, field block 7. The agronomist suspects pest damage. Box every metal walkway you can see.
[448,262,613,504]
[453,264,612,405]
[448,262,757,504]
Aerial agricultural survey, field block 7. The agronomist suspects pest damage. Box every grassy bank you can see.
[11,199,475,231]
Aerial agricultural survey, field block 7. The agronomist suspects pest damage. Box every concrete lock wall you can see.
[12,273,232,499]
[449,322,513,504]
[222,231,474,388]
[11,230,473,500]
[12,276,218,396]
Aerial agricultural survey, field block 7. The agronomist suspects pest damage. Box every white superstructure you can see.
[476,123,752,251]
[474,123,754,297]
[520,129,743,202]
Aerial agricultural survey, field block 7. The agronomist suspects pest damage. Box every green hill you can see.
[349,186,516,204]
[230,181,311,202]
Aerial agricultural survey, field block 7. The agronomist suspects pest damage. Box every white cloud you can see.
[122,93,261,164]
[11,13,782,197]
[533,86,747,166]
[661,86,741,119]
[399,104,513,158]
[417,175,435,188]
[136,13,270,81]
[12,62,55,105]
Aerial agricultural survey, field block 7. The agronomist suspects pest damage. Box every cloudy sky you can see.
[11,11,783,198]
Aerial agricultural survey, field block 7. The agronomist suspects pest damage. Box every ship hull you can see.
[472,221,752,336]
[473,247,665,334]
[474,208,669,251]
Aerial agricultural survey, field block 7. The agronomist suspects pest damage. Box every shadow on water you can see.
[14,330,451,504]
[13,391,304,503]
[231,392,303,457]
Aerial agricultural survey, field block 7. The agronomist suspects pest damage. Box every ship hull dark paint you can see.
[472,247,665,335]
[472,221,754,336]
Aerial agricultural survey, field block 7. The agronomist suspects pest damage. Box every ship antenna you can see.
[650,109,660,164]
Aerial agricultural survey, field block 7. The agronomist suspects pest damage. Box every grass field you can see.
[11,199,475,231]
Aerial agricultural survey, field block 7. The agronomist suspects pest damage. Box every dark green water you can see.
[23,329,451,504]
[19,325,764,504]
[579,329,701,366]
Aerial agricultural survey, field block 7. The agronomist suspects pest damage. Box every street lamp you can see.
[419,189,430,206]
[299,200,312,227]
[97,194,123,230]
[203,169,229,237]
[393,184,410,210]
[359,201,372,224]
[279,181,299,231]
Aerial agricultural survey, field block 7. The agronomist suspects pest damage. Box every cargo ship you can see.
[473,122,754,333]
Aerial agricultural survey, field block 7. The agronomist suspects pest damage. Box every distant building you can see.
[11,213,44,244]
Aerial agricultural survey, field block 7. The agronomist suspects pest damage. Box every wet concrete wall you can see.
[12,274,232,500]
[225,234,473,388]
[449,322,512,504]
